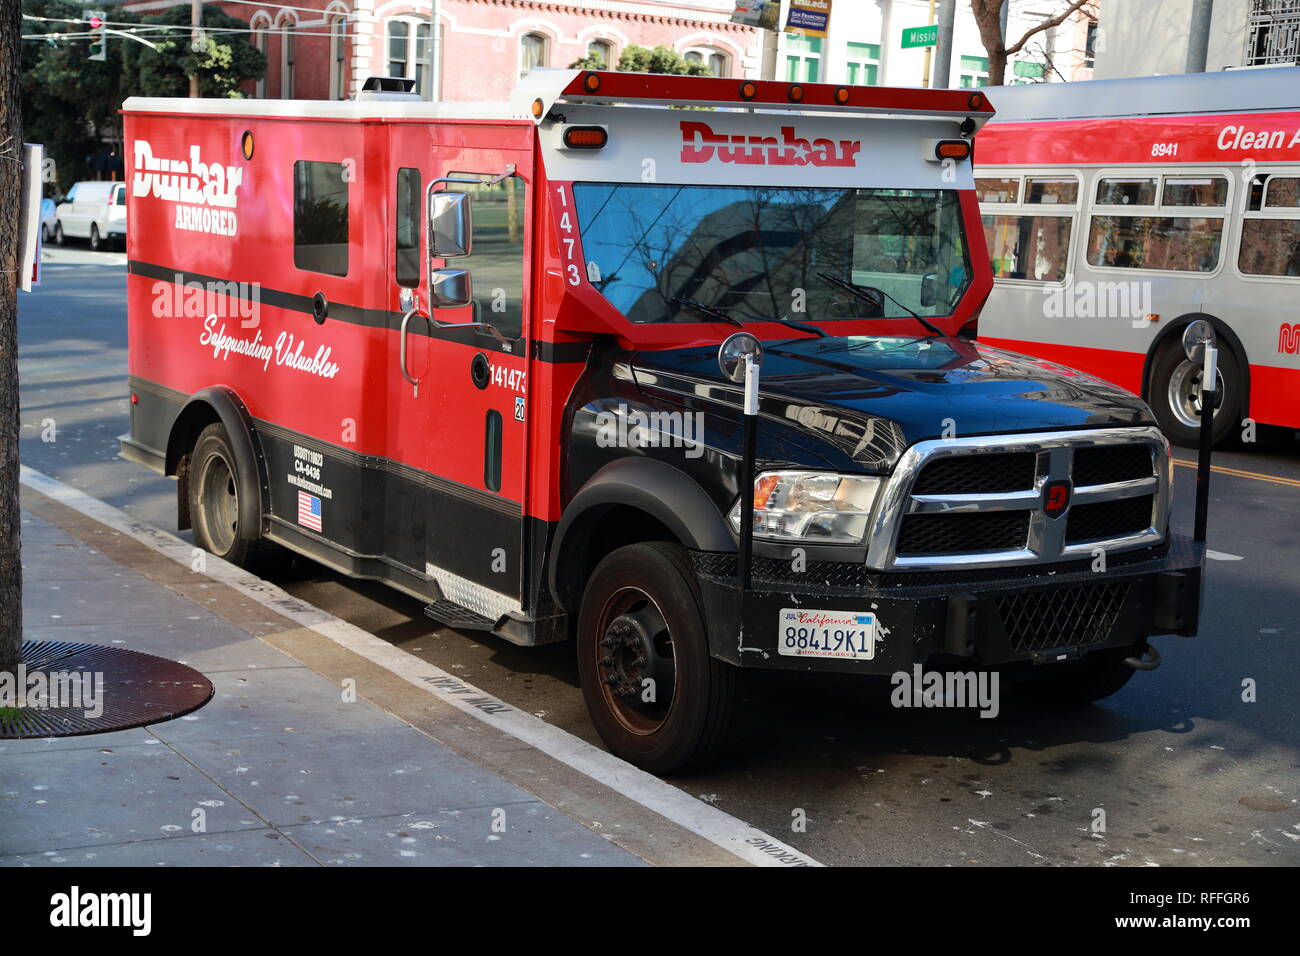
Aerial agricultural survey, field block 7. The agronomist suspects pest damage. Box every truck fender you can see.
[1141,312,1251,408]
[166,386,267,541]
[548,457,735,613]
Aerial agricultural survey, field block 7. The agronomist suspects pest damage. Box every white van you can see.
[54,181,127,251]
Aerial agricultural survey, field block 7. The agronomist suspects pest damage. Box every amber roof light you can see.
[739,81,757,100]
[582,71,601,93]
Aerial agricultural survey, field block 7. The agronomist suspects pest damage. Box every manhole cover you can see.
[0,641,214,739]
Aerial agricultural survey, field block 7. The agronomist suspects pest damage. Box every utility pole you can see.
[933,0,956,89]
[190,0,202,97]
[1186,0,1214,73]
[921,0,936,87]
[0,0,23,675]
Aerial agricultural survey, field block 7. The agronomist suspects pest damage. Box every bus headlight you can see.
[728,471,881,544]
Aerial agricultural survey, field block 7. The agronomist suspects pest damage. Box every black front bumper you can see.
[692,536,1204,674]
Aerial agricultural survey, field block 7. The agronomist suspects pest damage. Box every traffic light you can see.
[87,11,107,61]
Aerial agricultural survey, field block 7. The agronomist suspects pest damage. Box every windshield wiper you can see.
[668,297,742,326]
[816,272,946,338]
[669,297,825,338]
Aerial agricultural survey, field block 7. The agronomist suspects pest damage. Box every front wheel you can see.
[1148,337,1241,447]
[53,222,65,246]
[89,224,102,251]
[577,542,737,774]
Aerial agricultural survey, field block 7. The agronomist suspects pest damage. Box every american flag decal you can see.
[297,490,322,531]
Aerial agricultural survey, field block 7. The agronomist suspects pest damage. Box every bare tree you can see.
[969,0,1097,86]
[0,0,21,675]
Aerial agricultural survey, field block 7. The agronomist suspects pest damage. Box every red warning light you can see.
[88,15,103,28]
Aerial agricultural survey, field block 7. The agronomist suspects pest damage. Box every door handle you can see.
[400,307,427,396]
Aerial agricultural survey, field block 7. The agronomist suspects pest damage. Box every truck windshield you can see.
[572,183,971,325]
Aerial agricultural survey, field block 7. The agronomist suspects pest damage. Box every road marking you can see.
[19,465,821,869]
[1206,550,1244,562]
[1173,459,1300,489]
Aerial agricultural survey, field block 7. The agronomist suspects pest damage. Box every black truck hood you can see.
[630,335,1155,471]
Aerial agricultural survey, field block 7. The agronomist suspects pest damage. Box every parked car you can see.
[40,197,58,243]
[54,180,127,250]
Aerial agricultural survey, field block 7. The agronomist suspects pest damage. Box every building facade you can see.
[1092,0,1300,78]
[119,0,1097,103]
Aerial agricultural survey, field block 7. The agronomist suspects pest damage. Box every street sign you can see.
[902,24,938,48]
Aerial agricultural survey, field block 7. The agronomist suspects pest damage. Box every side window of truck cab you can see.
[293,160,350,277]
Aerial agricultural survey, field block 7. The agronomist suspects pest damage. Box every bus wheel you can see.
[189,423,271,570]
[1013,647,1136,705]
[577,541,736,774]
[1149,340,1241,448]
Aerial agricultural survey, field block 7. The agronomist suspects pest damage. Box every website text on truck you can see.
[119,71,1206,773]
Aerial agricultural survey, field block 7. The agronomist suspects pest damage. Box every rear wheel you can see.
[1013,647,1137,705]
[89,224,102,252]
[188,423,272,570]
[577,542,737,774]
[40,224,49,243]
[53,222,64,246]
[1148,337,1241,447]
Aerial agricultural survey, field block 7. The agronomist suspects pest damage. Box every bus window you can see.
[1161,176,1227,207]
[396,167,421,288]
[1024,178,1078,205]
[1240,176,1300,277]
[983,215,1071,281]
[1265,176,1300,208]
[293,161,349,277]
[1096,177,1157,206]
[450,171,526,340]
[1087,216,1223,272]
[976,178,1018,203]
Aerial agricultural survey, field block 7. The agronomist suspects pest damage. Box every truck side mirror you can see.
[429,190,472,259]
[430,268,473,310]
[919,272,941,308]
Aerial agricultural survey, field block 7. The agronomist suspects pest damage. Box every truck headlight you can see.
[728,471,882,544]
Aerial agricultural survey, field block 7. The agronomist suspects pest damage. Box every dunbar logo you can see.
[1279,322,1300,354]
[132,140,244,237]
[1042,479,1071,518]
[679,120,863,167]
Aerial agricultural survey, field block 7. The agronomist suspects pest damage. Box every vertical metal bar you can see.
[1193,345,1217,543]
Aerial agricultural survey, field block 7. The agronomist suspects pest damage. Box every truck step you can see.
[424,600,495,632]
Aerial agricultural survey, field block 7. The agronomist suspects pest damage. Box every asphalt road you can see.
[16,247,1300,866]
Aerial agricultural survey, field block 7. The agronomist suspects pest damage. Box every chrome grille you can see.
[865,427,1170,570]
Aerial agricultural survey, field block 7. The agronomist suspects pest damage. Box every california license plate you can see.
[777,608,876,661]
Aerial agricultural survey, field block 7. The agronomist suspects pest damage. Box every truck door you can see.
[391,140,533,625]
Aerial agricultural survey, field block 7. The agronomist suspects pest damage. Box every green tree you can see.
[569,44,711,76]
[120,5,265,100]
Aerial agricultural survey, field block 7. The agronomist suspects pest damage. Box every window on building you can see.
[684,47,730,76]
[294,161,349,277]
[396,167,421,288]
[784,35,821,82]
[280,24,295,98]
[845,42,880,86]
[388,19,433,97]
[330,15,348,100]
[1240,175,1300,277]
[1011,60,1045,84]
[587,39,614,68]
[1084,21,1098,68]
[520,32,548,78]
[449,172,527,340]
[251,26,267,98]
[959,55,989,88]
[1246,0,1300,65]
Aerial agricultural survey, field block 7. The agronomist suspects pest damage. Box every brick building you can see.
[121,0,759,102]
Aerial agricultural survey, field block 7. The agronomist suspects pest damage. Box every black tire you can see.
[577,541,737,774]
[1148,337,1242,448]
[40,223,49,243]
[53,222,64,246]
[1013,647,1137,705]
[89,224,102,251]
[188,422,272,571]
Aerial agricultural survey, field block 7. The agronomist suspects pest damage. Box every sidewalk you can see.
[1,499,642,867]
